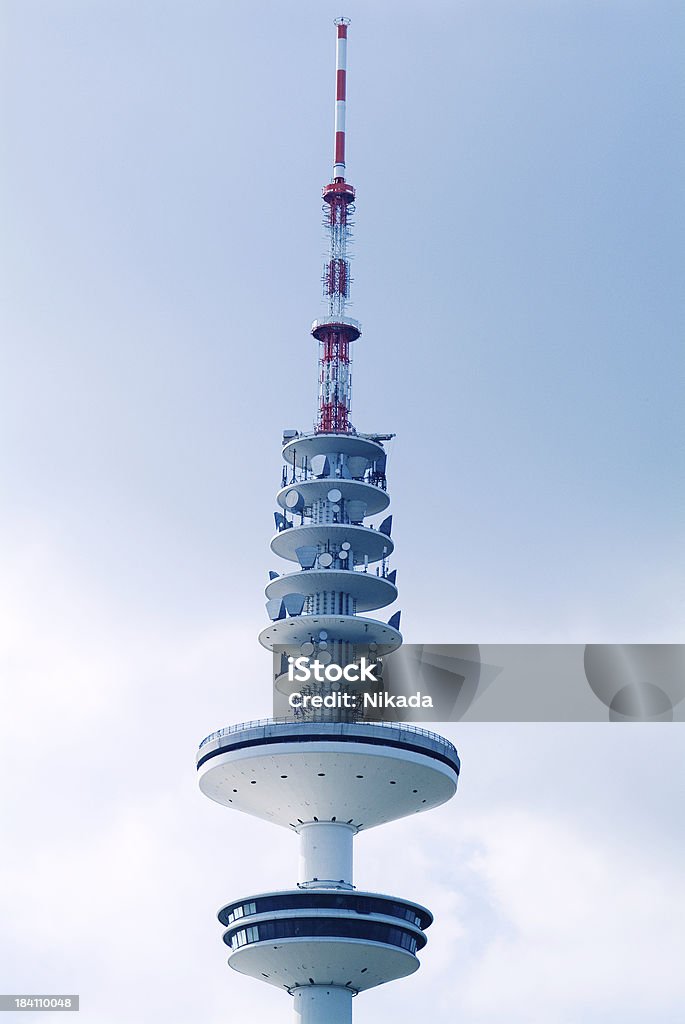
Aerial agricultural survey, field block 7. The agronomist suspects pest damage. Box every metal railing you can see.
[198,717,458,764]
[281,466,387,492]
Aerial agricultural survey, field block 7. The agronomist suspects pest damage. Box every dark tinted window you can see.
[222,894,427,929]
[226,917,421,953]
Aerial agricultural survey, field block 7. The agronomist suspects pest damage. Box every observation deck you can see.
[197,719,460,831]
[219,888,431,993]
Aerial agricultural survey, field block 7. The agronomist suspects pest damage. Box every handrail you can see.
[281,466,387,492]
[198,717,457,759]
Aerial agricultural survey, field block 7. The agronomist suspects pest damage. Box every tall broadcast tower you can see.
[197,19,460,1024]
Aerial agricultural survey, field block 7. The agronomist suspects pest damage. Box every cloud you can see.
[452,807,685,1022]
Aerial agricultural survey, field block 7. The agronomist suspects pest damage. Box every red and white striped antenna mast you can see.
[311,16,360,434]
[332,15,350,181]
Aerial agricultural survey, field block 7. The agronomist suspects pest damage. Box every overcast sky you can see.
[1,1,684,1022]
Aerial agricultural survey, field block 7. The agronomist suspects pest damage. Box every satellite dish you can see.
[318,640,328,650]
[341,541,351,550]
[301,641,315,656]
[318,552,334,568]
[318,630,328,640]
[339,550,348,561]
[327,488,342,503]
[285,489,303,510]
[369,642,378,651]
[318,650,332,665]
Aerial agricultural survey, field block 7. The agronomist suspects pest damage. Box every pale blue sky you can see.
[1,2,684,1022]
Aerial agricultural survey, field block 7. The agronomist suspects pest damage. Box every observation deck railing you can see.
[198,718,459,769]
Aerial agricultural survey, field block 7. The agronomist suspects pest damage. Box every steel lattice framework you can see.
[314,18,359,434]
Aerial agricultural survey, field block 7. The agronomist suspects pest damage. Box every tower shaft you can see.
[297,821,355,889]
[293,986,352,1024]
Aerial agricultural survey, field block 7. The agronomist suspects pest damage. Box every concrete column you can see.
[297,821,355,889]
[293,985,353,1024]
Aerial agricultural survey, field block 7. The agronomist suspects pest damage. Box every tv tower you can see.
[197,19,460,1024]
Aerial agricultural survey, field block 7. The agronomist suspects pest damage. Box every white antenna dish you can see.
[327,488,342,503]
[318,552,334,568]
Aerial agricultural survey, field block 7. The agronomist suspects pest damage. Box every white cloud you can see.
[453,807,685,1022]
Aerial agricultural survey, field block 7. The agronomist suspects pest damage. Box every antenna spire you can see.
[333,17,350,181]
[311,16,359,435]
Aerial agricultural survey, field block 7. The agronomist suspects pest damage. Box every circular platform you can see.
[221,890,427,994]
[311,316,361,342]
[276,479,390,517]
[265,570,397,613]
[271,524,394,564]
[197,720,459,831]
[218,889,432,930]
[283,433,386,468]
[258,613,402,653]
[228,935,418,993]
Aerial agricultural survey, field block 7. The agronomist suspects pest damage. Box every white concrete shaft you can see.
[297,822,355,889]
[293,985,352,1024]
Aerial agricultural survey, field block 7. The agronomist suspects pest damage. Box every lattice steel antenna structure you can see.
[197,19,460,1024]
[315,17,358,434]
